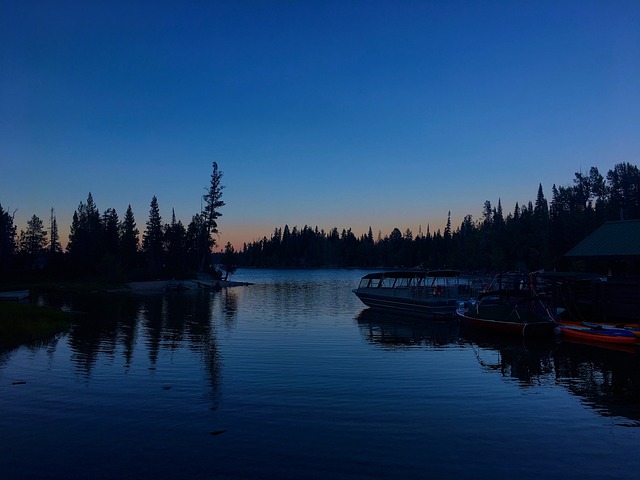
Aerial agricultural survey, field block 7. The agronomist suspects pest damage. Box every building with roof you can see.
[562,220,640,323]
[565,220,640,276]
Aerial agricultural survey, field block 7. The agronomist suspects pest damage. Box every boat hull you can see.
[456,310,556,337]
[353,290,457,318]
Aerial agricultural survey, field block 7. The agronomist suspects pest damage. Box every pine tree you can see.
[203,162,225,237]
[186,213,208,271]
[19,214,48,257]
[444,211,452,241]
[0,204,17,275]
[85,193,102,251]
[120,205,139,269]
[200,162,225,271]
[102,208,120,256]
[534,184,549,219]
[67,193,103,272]
[494,199,504,226]
[164,209,187,277]
[483,200,493,227]
[221,242,238,280]
[49,208,62,255]
[606,162,640,220]
[142,196,164,275]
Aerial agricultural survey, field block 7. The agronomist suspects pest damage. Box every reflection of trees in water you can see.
[357,308,640,423]
[60,290,237,396]
[0,335,62,370]
[467,336,640,423]
[221,288,238,328]
[66,293,136,377]
[554,343,640,425]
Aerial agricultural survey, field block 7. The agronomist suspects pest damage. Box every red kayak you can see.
[559,323,638,345]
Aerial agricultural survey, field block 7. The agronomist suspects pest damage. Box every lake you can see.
[1,269,639,479]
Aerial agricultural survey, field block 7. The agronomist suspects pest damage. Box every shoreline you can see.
[124,278,252,294]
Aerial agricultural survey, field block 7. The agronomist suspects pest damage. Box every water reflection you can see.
[357,307,640,424]
[221,288,239,327]
[40,290,233,398]
[5,272,640,479]
[460,330,557,387]
[554,342,640,426]
[6,279,640,431]
[0,334,62,370]
[356,308,460,349]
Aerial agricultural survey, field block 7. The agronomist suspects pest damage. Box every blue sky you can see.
[2,1,639,249]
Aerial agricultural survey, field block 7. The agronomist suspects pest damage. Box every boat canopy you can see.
[360,270,461,280]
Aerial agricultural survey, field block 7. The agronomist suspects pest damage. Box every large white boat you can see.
[353,270,482,318]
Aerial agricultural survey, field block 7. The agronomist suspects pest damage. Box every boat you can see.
[583,321,640,338]
[559,323,638,345]
[456,273,558,337]
[353,270,482,318]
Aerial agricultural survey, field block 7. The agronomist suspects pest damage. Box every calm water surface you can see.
[1,269,640,479]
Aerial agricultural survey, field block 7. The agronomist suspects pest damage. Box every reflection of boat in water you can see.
[353,270,482,318]
[558,323,637,347]
[462,332,640,423]
[459,329,556,354]
[460,330,556,385]
[356,308,460,348]
[357,307,640,425]
[555,342,640,424]
[456,272,557,338]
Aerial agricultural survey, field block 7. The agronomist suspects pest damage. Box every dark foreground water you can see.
[2,269,640,479]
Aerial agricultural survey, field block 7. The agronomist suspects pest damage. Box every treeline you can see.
[239,162,640,272]
[2,162,638,281]
[0,163,228,282]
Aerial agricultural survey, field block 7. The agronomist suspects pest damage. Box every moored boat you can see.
[353,270,482,318]
[559,323,637,345]
[583,321,640,338]
[456,273,558,338]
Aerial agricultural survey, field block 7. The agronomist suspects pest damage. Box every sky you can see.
[1,0,639,250]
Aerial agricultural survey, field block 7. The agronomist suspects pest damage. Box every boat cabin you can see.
[357,270,462,289]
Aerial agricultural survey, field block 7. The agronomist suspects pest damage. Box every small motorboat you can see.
[456,272,558,338]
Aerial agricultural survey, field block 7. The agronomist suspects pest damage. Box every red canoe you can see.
[559,323,638,345]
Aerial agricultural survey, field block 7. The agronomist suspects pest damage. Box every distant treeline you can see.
[238,162,640,272]
[0,162,227,282]
[1,162,639,282]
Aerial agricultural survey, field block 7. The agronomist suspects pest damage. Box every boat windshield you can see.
[379,277,396,288]
[359,274,422,289]
[359,277,380,288]
[394,277,413,288]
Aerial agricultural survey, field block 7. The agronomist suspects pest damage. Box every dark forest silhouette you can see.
[1,162,639,282]
[241,163,640,272]
[1,162,226,282]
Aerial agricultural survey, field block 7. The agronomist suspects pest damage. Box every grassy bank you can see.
[0,302,74,348]
[0,278,126,295]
